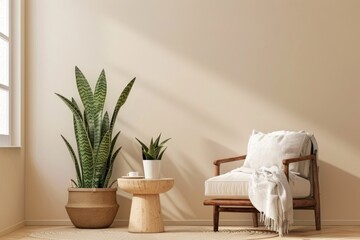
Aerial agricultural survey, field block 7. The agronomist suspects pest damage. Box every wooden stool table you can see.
[117,178,174,233]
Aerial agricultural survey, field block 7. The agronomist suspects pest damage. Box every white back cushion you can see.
[243,130,310,176]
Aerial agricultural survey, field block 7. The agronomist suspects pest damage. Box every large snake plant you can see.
[56,66,135,188]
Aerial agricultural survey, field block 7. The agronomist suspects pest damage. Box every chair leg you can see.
[252,212,258,227]
[315,206,321,230]
[213,205,219,232]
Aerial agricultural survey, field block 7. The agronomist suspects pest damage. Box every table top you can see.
[117,178,174,194]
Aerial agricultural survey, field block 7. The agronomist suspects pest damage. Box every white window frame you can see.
[0,0,23,147]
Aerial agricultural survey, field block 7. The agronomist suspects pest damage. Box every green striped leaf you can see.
[101,112,110,141]
[160,138,171,146]
[135,138,148,152]
[55,94,83,119]
[75,66,95,148]
[92,130,111,188]
[93,70,107,152]
[158,146,168,160]
[94,69,107,113]
[93,111,103,153]
[61,135,83,187]
[110,78,135,131]
[72,115,84,183]
[103,146,121,188]
[149,137,155,157]
[75,66,95,113]
[73,114,93,188]
[154,134,161,146]
[110,131,120,156]
[71,98,83,120]
[100,131,120,187]
[83,111,92,146]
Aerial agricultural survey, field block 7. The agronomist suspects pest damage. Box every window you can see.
[0,0,22,146]
[0,0,10,144]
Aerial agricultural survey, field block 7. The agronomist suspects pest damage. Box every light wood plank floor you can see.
[1,225,360,239]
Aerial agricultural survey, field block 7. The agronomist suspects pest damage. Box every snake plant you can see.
[135,134,171,160]
[56,66,135,188]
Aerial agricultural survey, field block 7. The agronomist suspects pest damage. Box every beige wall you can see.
[25,0,360,226]
[0,148,25,235]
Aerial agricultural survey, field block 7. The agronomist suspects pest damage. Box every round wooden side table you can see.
[117,178,174,233]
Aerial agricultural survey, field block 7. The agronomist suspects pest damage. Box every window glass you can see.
[0,88,9,135]
[0,0,9,36]
[0,38,9,86]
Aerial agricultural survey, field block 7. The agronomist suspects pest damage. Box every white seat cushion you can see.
[205,171,310,199]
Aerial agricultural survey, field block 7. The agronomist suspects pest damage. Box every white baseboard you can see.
[0,221,25,237]
[25,219,360,227]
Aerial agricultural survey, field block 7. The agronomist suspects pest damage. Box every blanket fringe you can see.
[259,212,291,237]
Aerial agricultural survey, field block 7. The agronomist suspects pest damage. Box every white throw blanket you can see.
[248,166,294,237]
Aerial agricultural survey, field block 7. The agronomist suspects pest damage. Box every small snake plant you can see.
[135,134,171,160]
[56,66,135,188]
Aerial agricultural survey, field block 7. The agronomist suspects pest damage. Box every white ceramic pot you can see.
[143,160,161,179]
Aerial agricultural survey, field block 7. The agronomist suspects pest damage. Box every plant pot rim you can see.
[68,187,117,192]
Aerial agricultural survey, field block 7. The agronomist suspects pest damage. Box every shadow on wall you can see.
[317,159,360,219]
[160,152,204,220]
[99,0,360,151]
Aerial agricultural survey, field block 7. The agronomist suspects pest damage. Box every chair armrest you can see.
[282,154,316,180]
[213,155,246,176]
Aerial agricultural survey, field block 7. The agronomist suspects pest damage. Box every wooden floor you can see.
[1,225,360,239]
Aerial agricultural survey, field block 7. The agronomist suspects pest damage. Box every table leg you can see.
[128,193,164,233]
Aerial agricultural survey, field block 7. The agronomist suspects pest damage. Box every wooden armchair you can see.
[203,132,321,232]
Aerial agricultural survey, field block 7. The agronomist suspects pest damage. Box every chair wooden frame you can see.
[203,147,321,231]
